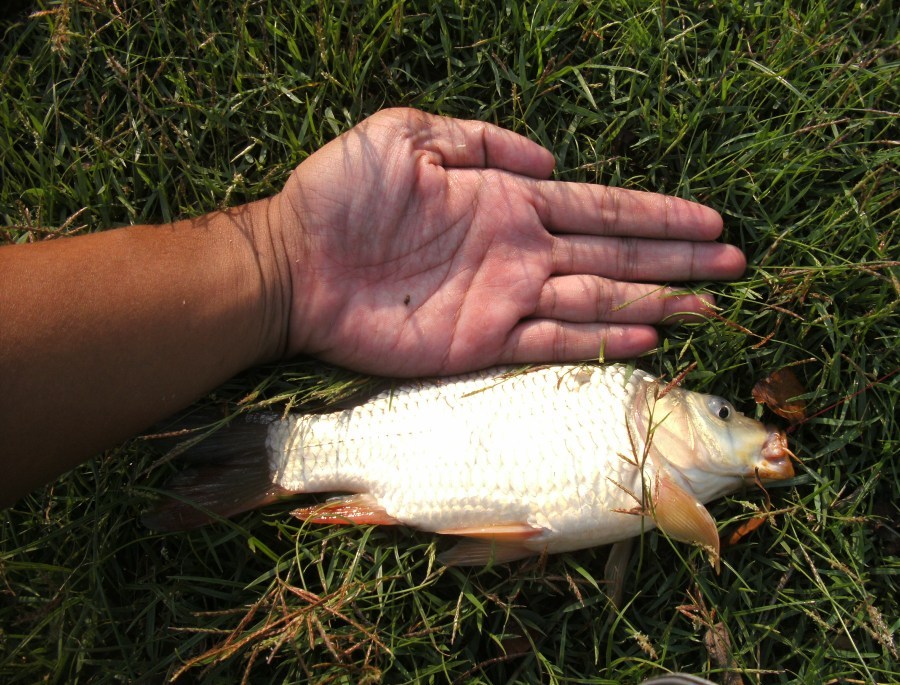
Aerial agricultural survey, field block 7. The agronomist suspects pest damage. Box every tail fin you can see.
[142,413,291,531]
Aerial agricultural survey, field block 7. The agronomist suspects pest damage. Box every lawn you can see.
[1,1,897,683]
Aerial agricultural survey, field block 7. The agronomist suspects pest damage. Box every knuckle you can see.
[537,281,558,318]
[593,277,613,320]
[552,327,570,359]
[661,194,672,238]
[615,238,639,281]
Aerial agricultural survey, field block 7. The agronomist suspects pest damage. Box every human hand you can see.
[273,108,745,377]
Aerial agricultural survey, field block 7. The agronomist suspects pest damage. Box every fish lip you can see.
[747,428,795,480]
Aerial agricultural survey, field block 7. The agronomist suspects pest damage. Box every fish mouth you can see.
[749,428,795,481]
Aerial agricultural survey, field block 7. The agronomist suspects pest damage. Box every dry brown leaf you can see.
[752,368,807,423]
[727,514,768,546]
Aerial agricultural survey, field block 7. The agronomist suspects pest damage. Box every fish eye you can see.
[708,397,734,421]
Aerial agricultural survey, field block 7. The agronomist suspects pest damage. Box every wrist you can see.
[216,196,294,366]
[266,175,324,361]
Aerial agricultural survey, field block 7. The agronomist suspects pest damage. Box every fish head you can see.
[632,383,794,500]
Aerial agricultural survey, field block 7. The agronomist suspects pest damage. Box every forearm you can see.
[0,198,289,506]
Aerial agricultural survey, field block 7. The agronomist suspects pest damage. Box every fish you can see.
[144,364,794,568]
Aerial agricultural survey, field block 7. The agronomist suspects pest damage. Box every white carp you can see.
[145,364,793,567]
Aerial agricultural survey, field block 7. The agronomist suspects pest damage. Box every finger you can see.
[533,276,714,324]
[550,235,747,281]
[401,108,556,178]
[531,181,724,240]
[500,321,660,363]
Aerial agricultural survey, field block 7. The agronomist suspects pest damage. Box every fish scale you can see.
[268,365,655,553]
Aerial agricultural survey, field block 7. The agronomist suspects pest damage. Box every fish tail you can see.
[142,413,290,531]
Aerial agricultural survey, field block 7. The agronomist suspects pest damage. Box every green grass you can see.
[1,0,897,682]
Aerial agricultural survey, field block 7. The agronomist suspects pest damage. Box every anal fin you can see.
[291,494,401,526]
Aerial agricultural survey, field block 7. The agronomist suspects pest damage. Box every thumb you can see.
[379,107,556,178]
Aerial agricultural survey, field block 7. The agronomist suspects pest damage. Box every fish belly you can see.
[268,365,657,551]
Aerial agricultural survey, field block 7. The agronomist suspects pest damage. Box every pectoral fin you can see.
[604,538,634,608]
[291,494,401,526]
[651,472,721,572]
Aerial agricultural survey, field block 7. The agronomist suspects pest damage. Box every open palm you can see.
[276,108,744,376]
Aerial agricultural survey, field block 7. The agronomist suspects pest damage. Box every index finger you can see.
[530,181,724,241]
